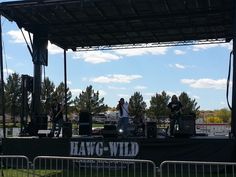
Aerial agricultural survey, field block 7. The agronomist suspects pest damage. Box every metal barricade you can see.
[0,155,29,177]
[160,161,236,177]
[33,156,157,177]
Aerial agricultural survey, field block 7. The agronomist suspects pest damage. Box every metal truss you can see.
[76,38,228,51]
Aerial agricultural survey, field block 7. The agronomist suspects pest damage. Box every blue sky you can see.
[0,1,233,110]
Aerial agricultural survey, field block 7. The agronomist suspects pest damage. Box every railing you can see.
[1,155,236,177]
[0,155,29,177]
[33,156,157,177]
[160,161,236,177]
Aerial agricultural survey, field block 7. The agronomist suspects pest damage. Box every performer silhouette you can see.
[51,101,64,137]
[168,95,182,136]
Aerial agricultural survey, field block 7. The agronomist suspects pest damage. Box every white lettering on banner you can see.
[78,142,86,156]
[70,141,139,157]
[109,142,119,156]
[70,141,78,155]
[96,142,103,156]
[86,142,96,156]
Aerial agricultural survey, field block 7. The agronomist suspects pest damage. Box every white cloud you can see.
[98,90,106,97]
[219,42,232,50]
[72,51,120,64]
[108,86,127,90]
[67,81,72,85]
[181,78,228,89]
[174,49,186,55]
[192,42,232,51]
[7,30,26,43]
[48,42,63,55]
[175,64,185,69]
[192,44,218,51]
[193,95,200,99]
[71,89,82,97]
[220,101,226,105]
[4,68,14,74]
[134,85,147,90]
[169,63,186,69]
[7,29,64,55]
[90,74,142,83]
[72,47,168,64]
[114,47,168,57]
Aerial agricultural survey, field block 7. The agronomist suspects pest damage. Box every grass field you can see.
[0,168,232,177]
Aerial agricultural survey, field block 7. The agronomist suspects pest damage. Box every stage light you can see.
[118,129,124,134]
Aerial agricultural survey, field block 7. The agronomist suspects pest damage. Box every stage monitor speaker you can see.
[38,130,51,138]
[102,124,117,138]
[79,111,92,135]
[146,122,157,138]
[175,114,196,137]
[63,122,72,138]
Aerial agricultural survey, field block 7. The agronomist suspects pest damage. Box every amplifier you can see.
[175,114,196,137]
[63,122,72,138]
[79,111,92,135]
[145,122,157,138]
[102,124,117,138]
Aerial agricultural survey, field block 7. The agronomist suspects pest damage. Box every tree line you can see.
[0,73,231,125]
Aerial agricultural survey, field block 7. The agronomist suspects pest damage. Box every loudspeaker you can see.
[63,122,72,138]
[34,114,48,130]
[175,114,195,137]
[79,111,92,135]
[26,114,47,136]
[146,122,157,138]
[79,111,92,123]
[102,124,117,138]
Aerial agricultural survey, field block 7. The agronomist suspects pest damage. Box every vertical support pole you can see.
[31,30,48,129]
[232,1,236,137]
[232,45,236,137]
[32,64,42,116]
[20,75,26,133]
[0,16,6,138]
[64,50,68,122]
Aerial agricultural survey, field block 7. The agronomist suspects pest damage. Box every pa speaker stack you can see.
[79,111,92,136]
[102,124,117,138]
[145,122,157,138]
[63,122,72,138]
[175,114,196,137]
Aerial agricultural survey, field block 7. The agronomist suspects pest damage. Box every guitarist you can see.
[167,95,182,137]
[51,100,64,137]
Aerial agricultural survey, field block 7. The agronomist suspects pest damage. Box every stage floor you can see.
[2,136,236,165]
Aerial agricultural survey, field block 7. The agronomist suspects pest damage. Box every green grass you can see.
[92,123,104,128]
[0,169,61,177]
[0,168,232,177]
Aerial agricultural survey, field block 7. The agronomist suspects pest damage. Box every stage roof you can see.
[0,0,234,50]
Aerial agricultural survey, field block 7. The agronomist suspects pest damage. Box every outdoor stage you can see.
[2,136,236,165]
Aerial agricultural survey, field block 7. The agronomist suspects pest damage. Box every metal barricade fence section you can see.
[0,155,29,177]
[33,156,157,177]
[160,161,236,177]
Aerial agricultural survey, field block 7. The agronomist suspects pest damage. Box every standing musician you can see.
[50,100,64,137]
[116,98,129,136]
[167,95,182,136]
